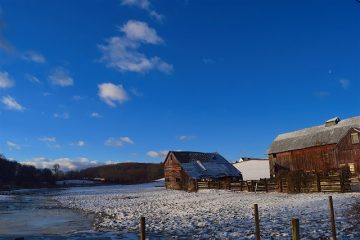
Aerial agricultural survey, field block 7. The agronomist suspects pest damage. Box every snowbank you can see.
[54,183,360,239]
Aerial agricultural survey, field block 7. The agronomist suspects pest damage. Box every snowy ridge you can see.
[54,183,360,239]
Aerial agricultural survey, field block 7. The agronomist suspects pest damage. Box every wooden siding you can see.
[164,152,196,191]
[269,130,360,176]
[336,129,360,173]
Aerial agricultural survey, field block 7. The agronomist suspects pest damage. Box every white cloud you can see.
[53,112,70,119]
[7,141,20,150]
[178,135,196,141]
[70,140,86,147]
[99,21,173,74]
[339,79,350,89]
[98,83,128,107]
[105,137,134,147]
[1,96,24,111]
[21,157,103,172]
[121,0,164,22]
[120,20,163,44]
[0,71,15,88]
[90,112,102,118]
[25,73,41,84]
[146,150,168,158]
[22,51,46,63]
[49,67,74,87]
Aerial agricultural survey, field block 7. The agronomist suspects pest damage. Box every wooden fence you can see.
[196,170,358,193]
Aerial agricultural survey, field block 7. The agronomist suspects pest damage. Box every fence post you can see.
[253,204,261,240]
[279,178,283,193]
[316,173,321,192]
[329,196,337,240]
[264,178,268,192]
[140,216,145,240]
[291,218,300,240]
[339,171,345,193]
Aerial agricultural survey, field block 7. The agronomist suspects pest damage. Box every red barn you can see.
[268,116,360,177]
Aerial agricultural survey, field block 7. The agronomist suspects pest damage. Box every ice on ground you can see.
[54,181,360,239]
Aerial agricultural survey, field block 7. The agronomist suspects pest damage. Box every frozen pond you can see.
[0,188,138,240]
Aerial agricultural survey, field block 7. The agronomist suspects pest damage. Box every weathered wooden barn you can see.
[268,116,360,177]
[164,151,242,191]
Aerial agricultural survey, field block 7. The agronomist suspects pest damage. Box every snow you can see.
[234,160,270,180]
[54,181,360,239]
[0,195,11,201]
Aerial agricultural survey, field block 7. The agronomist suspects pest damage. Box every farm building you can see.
[233,157,270,180]
[164,151,242,191]
[268,116,360,177]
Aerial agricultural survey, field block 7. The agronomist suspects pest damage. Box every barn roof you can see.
[268,116,360,154]
[170,151,241,180]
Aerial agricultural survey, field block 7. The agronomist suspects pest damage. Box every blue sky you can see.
[0,0,360,170]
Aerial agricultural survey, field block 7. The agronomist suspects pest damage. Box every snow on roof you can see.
[268,116,360,153]
[170,151,242,180]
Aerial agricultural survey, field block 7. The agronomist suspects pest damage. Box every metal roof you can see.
[170,151,242,180]
[268,116,360,154]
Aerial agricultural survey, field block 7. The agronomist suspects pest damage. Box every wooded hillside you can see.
[65,162,164,184]
[0,154,55,189]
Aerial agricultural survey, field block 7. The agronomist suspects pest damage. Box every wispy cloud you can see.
[7,141,21,150]
[21,157,103,171]
[1,96,24,111]
[90,112,102,118]
[70,140,86,147]
[25,73,41,84]
[38,137,56,143]
[98,83,128,107]
[202,58,216,64]
[0,13,15,53]
[339,79,350,89]
[146,150,168,158]
[121,0,164,22]
[178,135,196,141]
[49,67,74,87]
[22,51,46,64]
[53,112,70,119]
[105,137,134,147]
[314,91,330,98]
[38,137,60,149]
[0,71,15,88]
[99,20,173,74]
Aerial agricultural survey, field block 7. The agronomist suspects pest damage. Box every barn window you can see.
[175,178,180,182]
[351,133,359,144]
[272,153,277,158]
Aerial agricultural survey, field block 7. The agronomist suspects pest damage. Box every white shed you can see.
[233,157,270,180]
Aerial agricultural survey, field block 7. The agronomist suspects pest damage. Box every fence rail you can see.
[197,171,359,193]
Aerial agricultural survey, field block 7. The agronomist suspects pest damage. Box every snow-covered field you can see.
[54,181,360,239]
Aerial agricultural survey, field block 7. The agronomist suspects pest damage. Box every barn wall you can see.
[335,130,360,173]
[164,153,196,191]
[269,144,337,176]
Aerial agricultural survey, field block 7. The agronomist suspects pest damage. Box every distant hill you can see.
[67,162,164,184]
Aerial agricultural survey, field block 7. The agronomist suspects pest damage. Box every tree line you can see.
[0,154,55,189]
[63,162,164,184]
